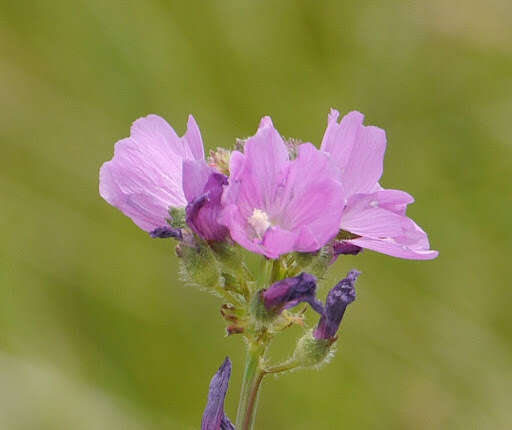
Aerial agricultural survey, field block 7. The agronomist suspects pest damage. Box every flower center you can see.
[248,209,272,239]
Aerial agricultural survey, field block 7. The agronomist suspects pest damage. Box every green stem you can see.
[235,342,267,430]
[264,360,299,375]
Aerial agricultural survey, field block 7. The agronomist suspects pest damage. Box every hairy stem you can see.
[235,341,267,430]
[264,360,299,375]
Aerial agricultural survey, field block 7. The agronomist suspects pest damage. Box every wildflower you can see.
[314,270,359,340]
[220,117,344,259]
[201,357,234,430]
[321,109,438,260]
[99,114,205,235]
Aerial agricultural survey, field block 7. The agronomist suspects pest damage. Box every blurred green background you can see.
[1,1,511,429]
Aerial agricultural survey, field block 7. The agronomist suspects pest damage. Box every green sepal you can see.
[168,207,186,229]
[250,291,276,324]
[293,246,332,279]
[176,240,222,289]
[292,329,336,369]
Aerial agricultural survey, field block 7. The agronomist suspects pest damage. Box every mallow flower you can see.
[219,117,344,259]
[321,109,438,260]
[99,114,207,237]
[201,357,234,430]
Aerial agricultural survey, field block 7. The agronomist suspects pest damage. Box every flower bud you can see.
[289,270,359,369]
[253,272,323,322]
[201,357,234,430]
[314,270,359,340]
[177,237,222,289]
[208,147,231,176]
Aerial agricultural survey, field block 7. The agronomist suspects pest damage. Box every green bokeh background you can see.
[1,1,511,429]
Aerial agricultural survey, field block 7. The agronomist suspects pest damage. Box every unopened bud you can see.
[252,273,323,323]
[177,239,222,289]
[208,147,231,176]
[201,357,234,430]
[314,270,359,340]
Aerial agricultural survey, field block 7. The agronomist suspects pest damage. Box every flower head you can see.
[220,117,344,259]
[321,109,438,260]
[99,114,205,234]
[261,272,324,316]
[201,357,234,430]
[314,269,359,340]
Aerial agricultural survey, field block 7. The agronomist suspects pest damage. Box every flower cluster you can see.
[100,110,437,261]
[100,109,438,429]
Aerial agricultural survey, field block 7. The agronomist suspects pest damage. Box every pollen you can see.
[248,209,272,238]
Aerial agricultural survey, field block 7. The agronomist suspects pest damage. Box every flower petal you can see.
[347,218,438,260]
[184,114,205,160]
[182,159,214,202]
[99,114,205,232]
[320,109,364,171]
[320,110,386,197]
[261,226,299,259]
[274,143,344,251]
[340,193,409,238]
[186,172,229,241]
[243,116,290,209]
[341,124,387,197]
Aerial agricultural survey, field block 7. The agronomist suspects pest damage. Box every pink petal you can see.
[320,109,365,171]
[320,110,387,197]
[347,218,438,260]
[348,237,438,260]
[182,159,214,202]
[218,204,261,254]
[99,114,205,232]
[369,189,414,215]
[184,115,205,160]
[261,227,299,259]
[340,191,414,238]
[242,116,290,210]
[341,124,387,197]
[278,143,344,249]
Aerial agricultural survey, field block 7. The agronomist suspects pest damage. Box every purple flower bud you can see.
[149,225,183,240]
[333,240,362,256]
[261,272,324,315]
[314,270,360,340]
[186,172,229,241]
[201,357,234,430]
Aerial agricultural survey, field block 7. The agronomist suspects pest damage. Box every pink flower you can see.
[219,117,344,259]
[99,114,205,233]
[321,109,438,260]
